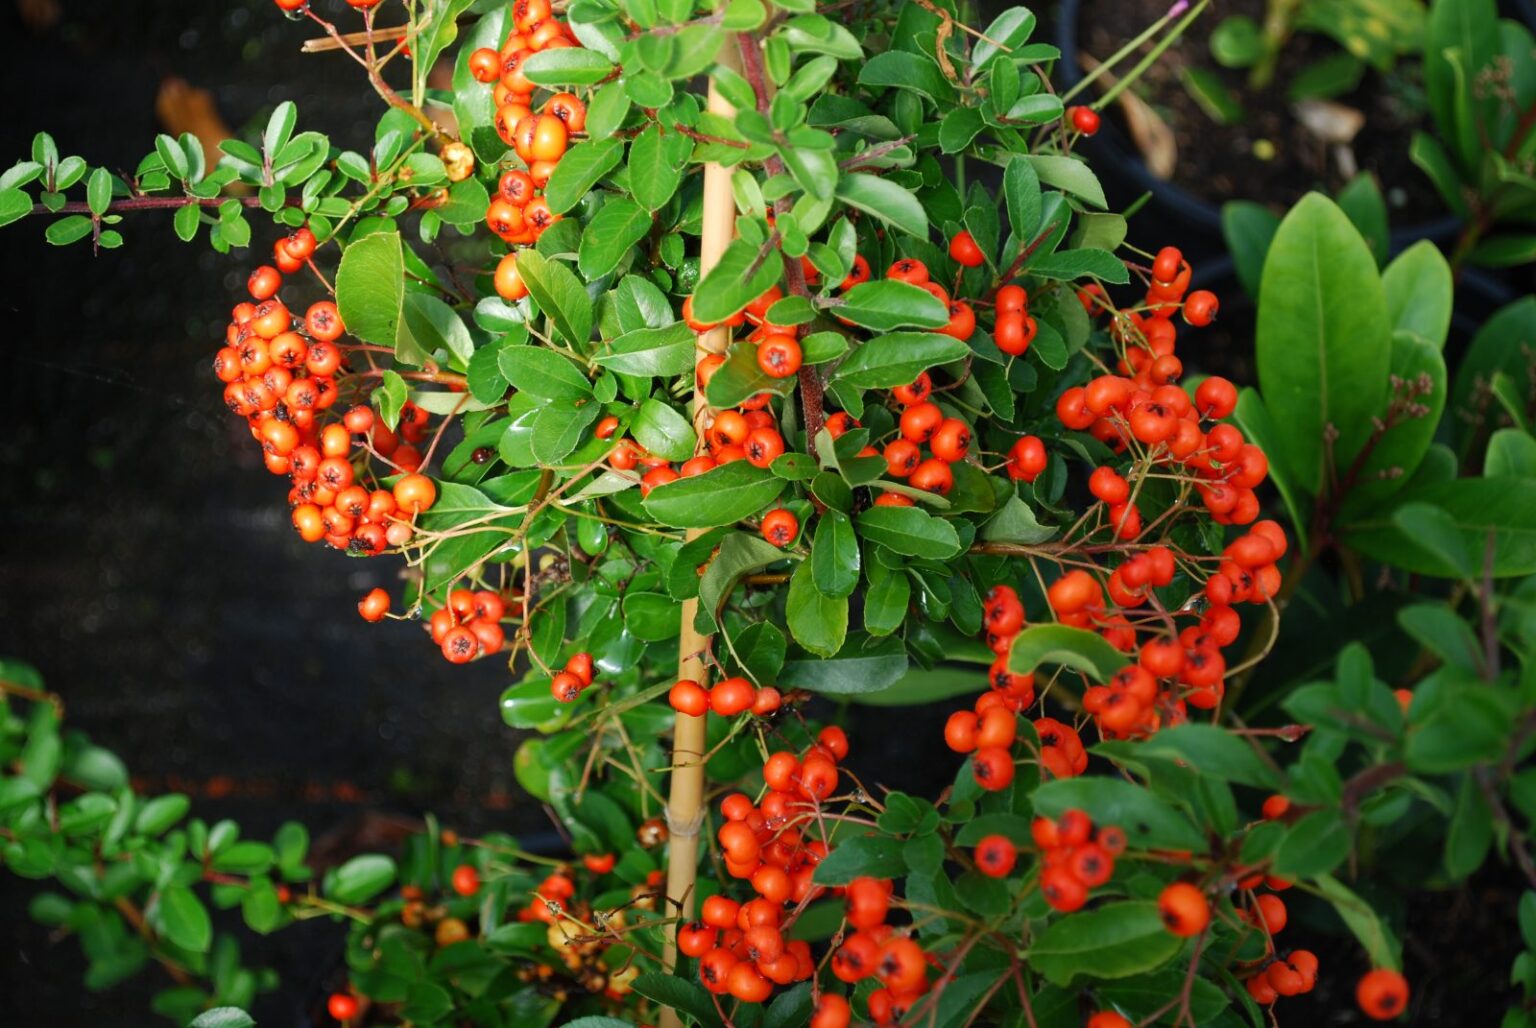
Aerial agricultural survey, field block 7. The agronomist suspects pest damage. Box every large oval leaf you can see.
[1027,901,1183,985]
[642,460,785,528]
[1005,624,1129,682]
[1255,193,1391,496]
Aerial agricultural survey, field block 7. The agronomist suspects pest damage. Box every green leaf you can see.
[1344,479,1536,578]
[1210,15,1264,66]
[1445,772,1494,879]
[522,47,617,86]
[500,679,573,731]
[1424,0,1499,170]
[336,231,405,349]
[812,834,909,884]
[786,559,848,657]
[1404,680,1510,772]
[832,332,970,390]
[188,1009,257,1028]
[594,322,694,377]
[981,495,1057,544]
[578,198,653,279]
[45,215,92,246]
[1336,173,1389,267]
[857,51,956,103]
[545,139,625,214]
[1003,155,1042,240]
[631,974,719,1028]
[1034,778,1204,849]
[85,167,112,216]
[1027,902,1184,985]
[812,511,860,597]
[631,398,696,462]
[402,292,474,367]
[1314,874,1400,970]
[855,505,962,558]
[779,634,909,694]
[1026,155,1107,208]
[832,280,949,331]
[1272,810,1352,877]
[515,250,594,349]
[973,6,1036,65]
[1383,240,1453,349]
[0,187,32,229]
[1255,193,1391,496]
[326,854,397,904]
[696,532,788,632]
[643,460,785,528]
[157,886,212,953]
[135,794,191,836]
[1006,624,1129,682]
[1338,331,1447,514]
[850,667,979,706]
[1487,429,1536,477]
[762,982,813,1028]
[1135,724,1284,789]
[628,123,691,211]
[690,236,783,324]
[1028,248,1130,284]
[499,345,592,401]
[1221,201,1281,300]
[836,173,928,238]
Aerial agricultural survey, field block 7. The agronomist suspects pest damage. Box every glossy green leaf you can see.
[594,322,695,377]
[522,47,617,86]
[833,333,970,390]
[643,460,785,528]
[631,398,696,462]
[832,280,949,331]
[545,139,625,214]
[855,505,962,558]
[336,231,404,349]
[578,198,653,279]
[836,173,927,238]
[156,886,212,953]
[1005,624,1129,682]
[1382,241,1453,349]
[1027,902,1184,985]
[786,559,847,657]
[1255,193,1390,496]
[515,250,594,349]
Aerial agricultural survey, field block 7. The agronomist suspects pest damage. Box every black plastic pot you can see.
[1054,0,1463,250]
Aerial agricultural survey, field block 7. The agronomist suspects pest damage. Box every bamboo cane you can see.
[657,45,741,1028]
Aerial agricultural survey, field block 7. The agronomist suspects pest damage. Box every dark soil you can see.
[1076,0,1444,221]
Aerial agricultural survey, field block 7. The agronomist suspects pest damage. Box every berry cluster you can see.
[426,588,510,664]
[469,0,589,300]
[667,675,782,718]
[547,651,596,700]
[1034,810,1125,911]
[215,238,441,557]
[675,728,850,1009]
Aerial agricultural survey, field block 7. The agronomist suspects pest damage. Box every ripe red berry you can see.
[1069,105,1101,135]
[761,508,799,548]
[974,834,1017,877]
[450,864,480,896]
[669,678,709,717]
[1356,968,1409,1020]
[1157,882,1210,937]
[948,230,985,268]
[357,588,389,622]
[327,993,359,1021]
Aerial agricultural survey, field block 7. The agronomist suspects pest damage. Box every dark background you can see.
[0,1,1524,1025]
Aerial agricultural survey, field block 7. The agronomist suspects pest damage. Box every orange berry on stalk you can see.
[393,473,437,514]
[1085,1014,1129,1028]
[358,588,390,623]
[1007,434,1047,482]
[493,253,529,301]
[811,993,852,1028]
[529,113,569,161]
[972,745,1015,790]
[327,993,360,1021]
[1070,105,1101,135]
[669,679,709,716]
[974,834,1017,877]
[1356,969,1409,1020]
[1157,882,1210,936]
[886,258,929,285]
[940,300,977,340]
[710,676,757,716]
[545,92,587,131]
[551,671,584,702]
[948,230,985,267]
[761,508,799,547]
[757,334,802,378]
[450,864,480,896]
[468,46,501,82]
[1183,289,1220,327]
[839,254,871,290]
[248,265,282,301]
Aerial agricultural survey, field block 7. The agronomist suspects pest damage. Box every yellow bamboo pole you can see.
[657,45,740,1028]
